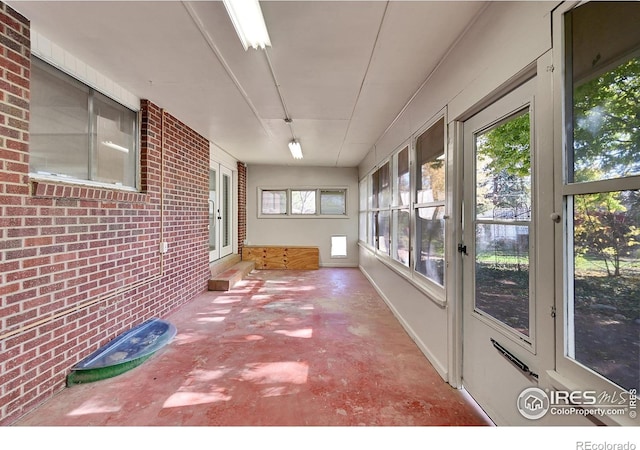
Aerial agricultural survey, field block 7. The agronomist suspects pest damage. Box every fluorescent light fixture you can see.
[102,141,129,153]
[223,0,271,50]
[288,140,303,159]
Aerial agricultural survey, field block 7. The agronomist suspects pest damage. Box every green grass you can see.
[475,253,639,319]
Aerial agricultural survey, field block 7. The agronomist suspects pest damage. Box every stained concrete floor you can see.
[14,268,493,426]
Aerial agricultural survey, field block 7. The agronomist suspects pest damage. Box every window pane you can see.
[222,174,231,247]
[94,92,137,186]
[415,206,445,285]
[569,3,640,182]
[377,210,390,255]
[320,190,345,215]
[395,146,410,206]
[378,162,390,208]
[331,235,347,258]
[569,191,639,391]
[475,223,530,336]
[30,59,90,180]
[209,169,217,252]
[392,209,410,267]
[359,212,367,243]
[416,118,445,204]
[261,190,287,214]
[476,111,531,221]
[369,212,376,247]
[572,57,640,181]
[371,170,379,209]
[291,190,316,214]
[30,58,138,188]
[563,2,640,392]
[359,179,367,212]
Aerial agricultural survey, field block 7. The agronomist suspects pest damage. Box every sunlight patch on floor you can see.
[162,368,234,408]
[274,328,313,339]
[213,296,243,304]
[197,316,226,323]
[240,361,309,385]
[68,397,121,416]
[163,389,231,408]
[173,332,206,345]
[190,368,231,382]
[244,334,264,341]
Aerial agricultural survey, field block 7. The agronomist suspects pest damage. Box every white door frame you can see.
[219,164,233,259]
[209,165,219,262]
[455,53,555,425]
[209,162,234,262]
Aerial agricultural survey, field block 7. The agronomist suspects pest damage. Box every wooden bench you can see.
[242,246,319,270]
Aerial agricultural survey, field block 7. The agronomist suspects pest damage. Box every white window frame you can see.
[291,189,317,215]
[358,177,369,244]
[260,189,289,215]
[359,109,449,306]
[391,145,411,268]
[258,187,348,219]
[551,1,639,426]
[412,115,447,294]
[371,159,391,256]
[29,56,139,191]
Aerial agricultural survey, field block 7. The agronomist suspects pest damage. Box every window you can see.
[373,162,391,255]
[291,190,316,214]
[359,178,368,243]
[259,188,347,217]
[391,146,410,266]
[30,57,138,188]
[320,190,346,215]
[474,110,532,337]
[359,113,448,297]
[331,235,347,258]
[261,190,288,215]
[415,118,446,286]
[562,2,639,392]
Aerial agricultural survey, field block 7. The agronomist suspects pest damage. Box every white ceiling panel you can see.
[7,0,487,167]
[262,1,387,121]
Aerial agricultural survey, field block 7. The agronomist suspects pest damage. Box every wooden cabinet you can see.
[242,246,319,270]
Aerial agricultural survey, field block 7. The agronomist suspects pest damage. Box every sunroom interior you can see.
[0,0,638,429]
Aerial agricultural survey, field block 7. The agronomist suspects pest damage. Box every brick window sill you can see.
[30,178,149,203]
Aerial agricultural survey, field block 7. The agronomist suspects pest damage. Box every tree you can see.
[573,58,640,181]
[476,112,531,219]
[571,57,640,276]
[574,191,640,277]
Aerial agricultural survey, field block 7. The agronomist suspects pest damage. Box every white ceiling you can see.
[8,1,487,167]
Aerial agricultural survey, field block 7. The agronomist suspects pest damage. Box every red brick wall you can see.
[0,3,210,424]
[237,162,246,255]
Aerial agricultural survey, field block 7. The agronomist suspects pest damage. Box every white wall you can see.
[358,1,556,383]
[246,165,359,267]
[360,1,555,176]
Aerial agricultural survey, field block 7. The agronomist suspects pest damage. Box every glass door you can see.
[209,167,219,262]
[209,163,233,262]
[220,165,233,258]
[461,74,555,424]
